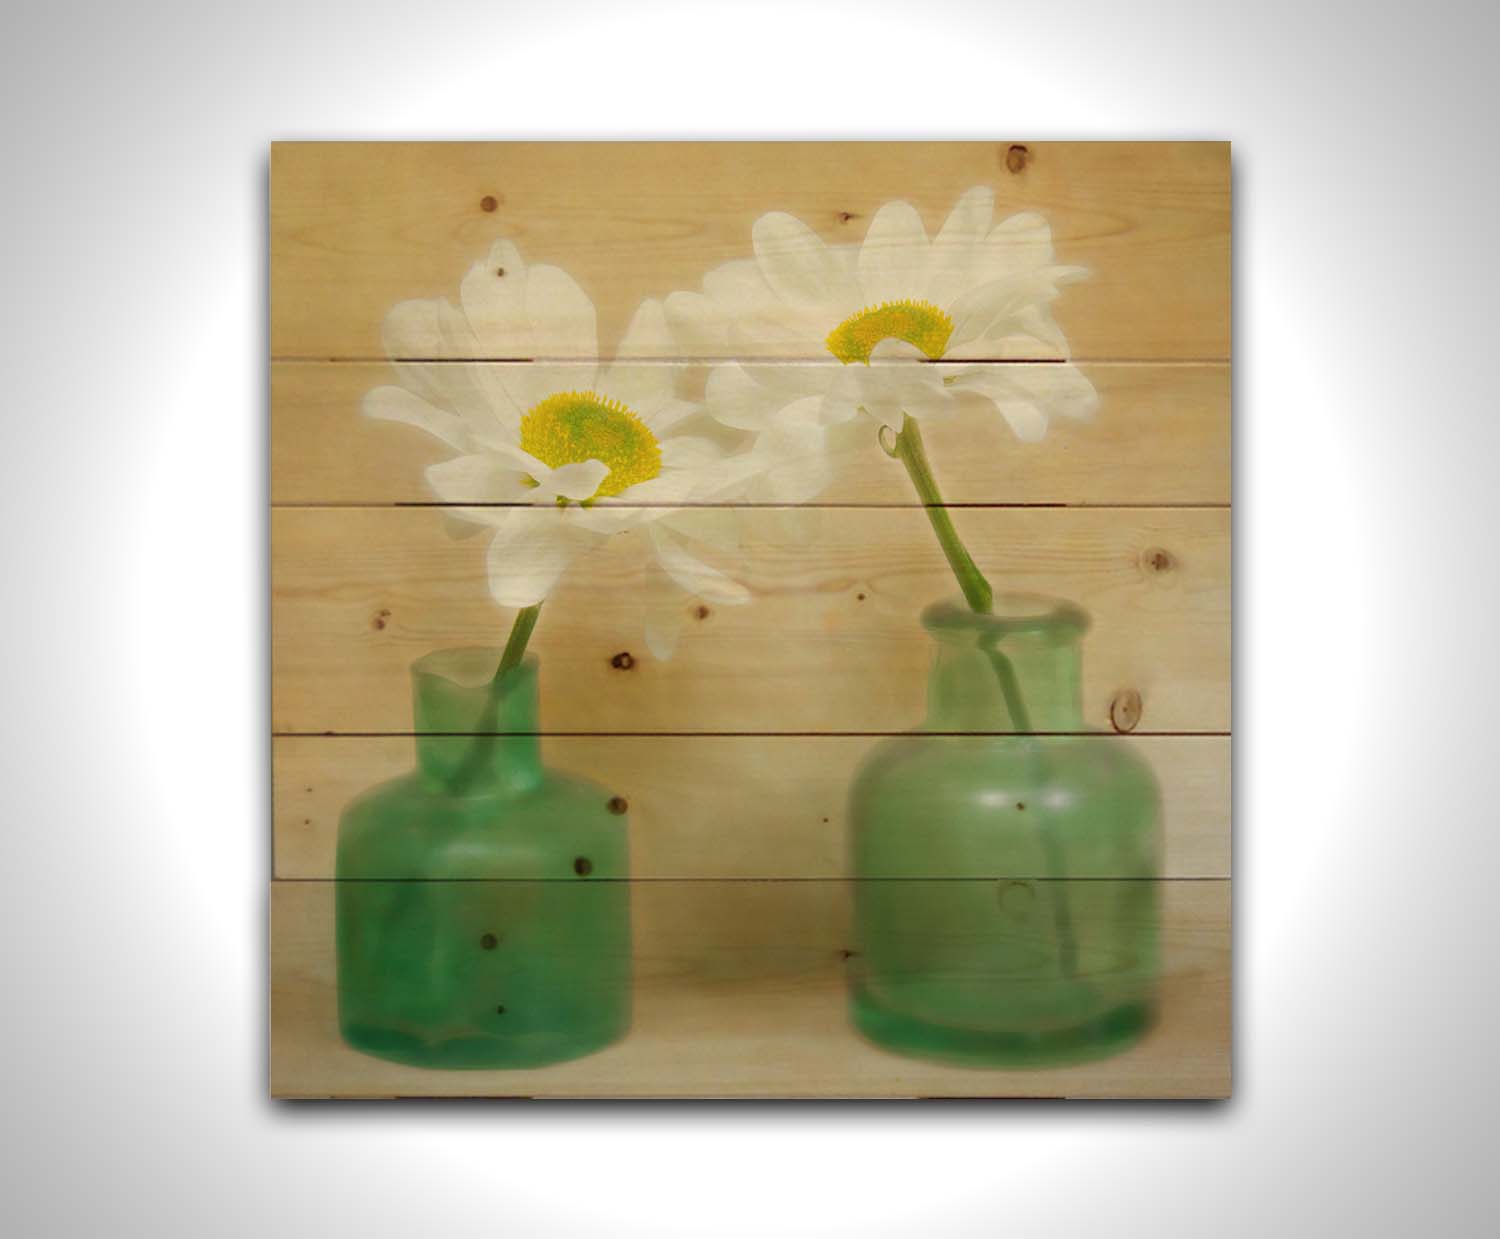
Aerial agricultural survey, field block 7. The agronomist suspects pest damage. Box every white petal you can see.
[739,398,848,502]
[524,265,598,357]
[1009,362,1097,419]
[437,364,526,448]
[1044,365,1099,420]
[545,459,611,502]
[857,200,931,306]
[726,312,821,356]
[660,436,727,470]
[615,297,675,358]
[868,337,929,362]
[598,471,700,509]
[460,240,532,353]
[601,300,676,410]
[946,275,1038,348]
[703,257,777,308]
[639,398,701,434]
[663,291,731,356]
[479,440,553,478]
[650,526,751,605]
[362,386,469,451]
[747,503,822,544]
[425,454,534,503]
[967,364,1098,422]
[760,450,838,504]
[1011,303,1073,358]
[837,360,955,429]
[446,505,513,529]
[752,212,846,309]
[664,507,740,552]
[996,400,1049,441]
[495,362,597,423]
[641,562,686,661]
[705,362,781,430]
[440,511,488,538]
[484,509,596,607]
[567,503,648,535]
[383,298,503,417]
[382,297,466,359]
[945,366,1090,442]
[820,367,866,421]
[927,186,994,305]
[975,212,1057,285]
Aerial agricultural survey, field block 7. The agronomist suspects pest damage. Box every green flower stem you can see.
[889,415,1036,725]
[890,415,994,615]
[446,603,543,794]
[890,412,1075,978]
[980,636,1034,734]
[495,603,543,681]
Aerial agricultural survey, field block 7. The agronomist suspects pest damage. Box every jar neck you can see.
[411,648,543,795]
[922,596,1088,733]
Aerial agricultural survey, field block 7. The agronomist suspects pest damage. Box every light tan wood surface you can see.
[270,142,1230,362]
[271,878,1229,1098]
[269,141,1232,1098]
[273,360,1230,507]
[274,734,1229,880]
[272,506,1229,735]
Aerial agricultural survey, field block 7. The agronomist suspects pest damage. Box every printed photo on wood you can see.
[269,141,1231,1098]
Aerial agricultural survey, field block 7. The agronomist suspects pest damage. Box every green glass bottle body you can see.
[336,649,630,1069]
[848,596,1162,1067]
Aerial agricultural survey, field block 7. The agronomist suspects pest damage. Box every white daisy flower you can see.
[364,239,760,657]
[667,187,1099,495]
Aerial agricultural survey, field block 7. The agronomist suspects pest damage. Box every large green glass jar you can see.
[848,595,1161,1067]
[336,649,631,1069]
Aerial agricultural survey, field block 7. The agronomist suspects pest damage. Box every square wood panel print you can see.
[270,142,1231,1098]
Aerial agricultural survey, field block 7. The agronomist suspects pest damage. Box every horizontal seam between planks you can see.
[272,355,1232,367]
[270,502,1232,512]
[271,875,1232,884]
[271,730,1232,739]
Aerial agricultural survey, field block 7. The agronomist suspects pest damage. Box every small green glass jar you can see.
[336,649,631,1069]
[848,595,1161,1067]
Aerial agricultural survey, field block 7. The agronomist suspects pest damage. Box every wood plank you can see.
[270,878,1229,1098]
[270,142,1230,362]
[272,361,1230,507]
[271,507,1229,734]
[274,734,1229,881]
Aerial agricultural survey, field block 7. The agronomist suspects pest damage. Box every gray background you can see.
[2,0,1496,1233]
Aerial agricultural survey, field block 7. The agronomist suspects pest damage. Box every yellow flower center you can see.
[824,299,955,364]
[518,390,662,499]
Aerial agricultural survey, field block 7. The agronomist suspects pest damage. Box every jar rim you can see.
[921,593,1090,639]
[411,647,539,689]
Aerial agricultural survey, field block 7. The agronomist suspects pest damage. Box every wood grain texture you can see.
[270,878,1229,1098]
[272,507,1229,735]
[274,734,1229,880]
[272,361,1230,507]
[269,142,1232,1098]
[270,142,1229,362]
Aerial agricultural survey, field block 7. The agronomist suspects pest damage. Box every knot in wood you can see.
[1110,688,1143,733]
[1143,547,1175,574]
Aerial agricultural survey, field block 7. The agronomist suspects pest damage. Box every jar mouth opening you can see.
[412,647,539,689]
[922,594,1090,640]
